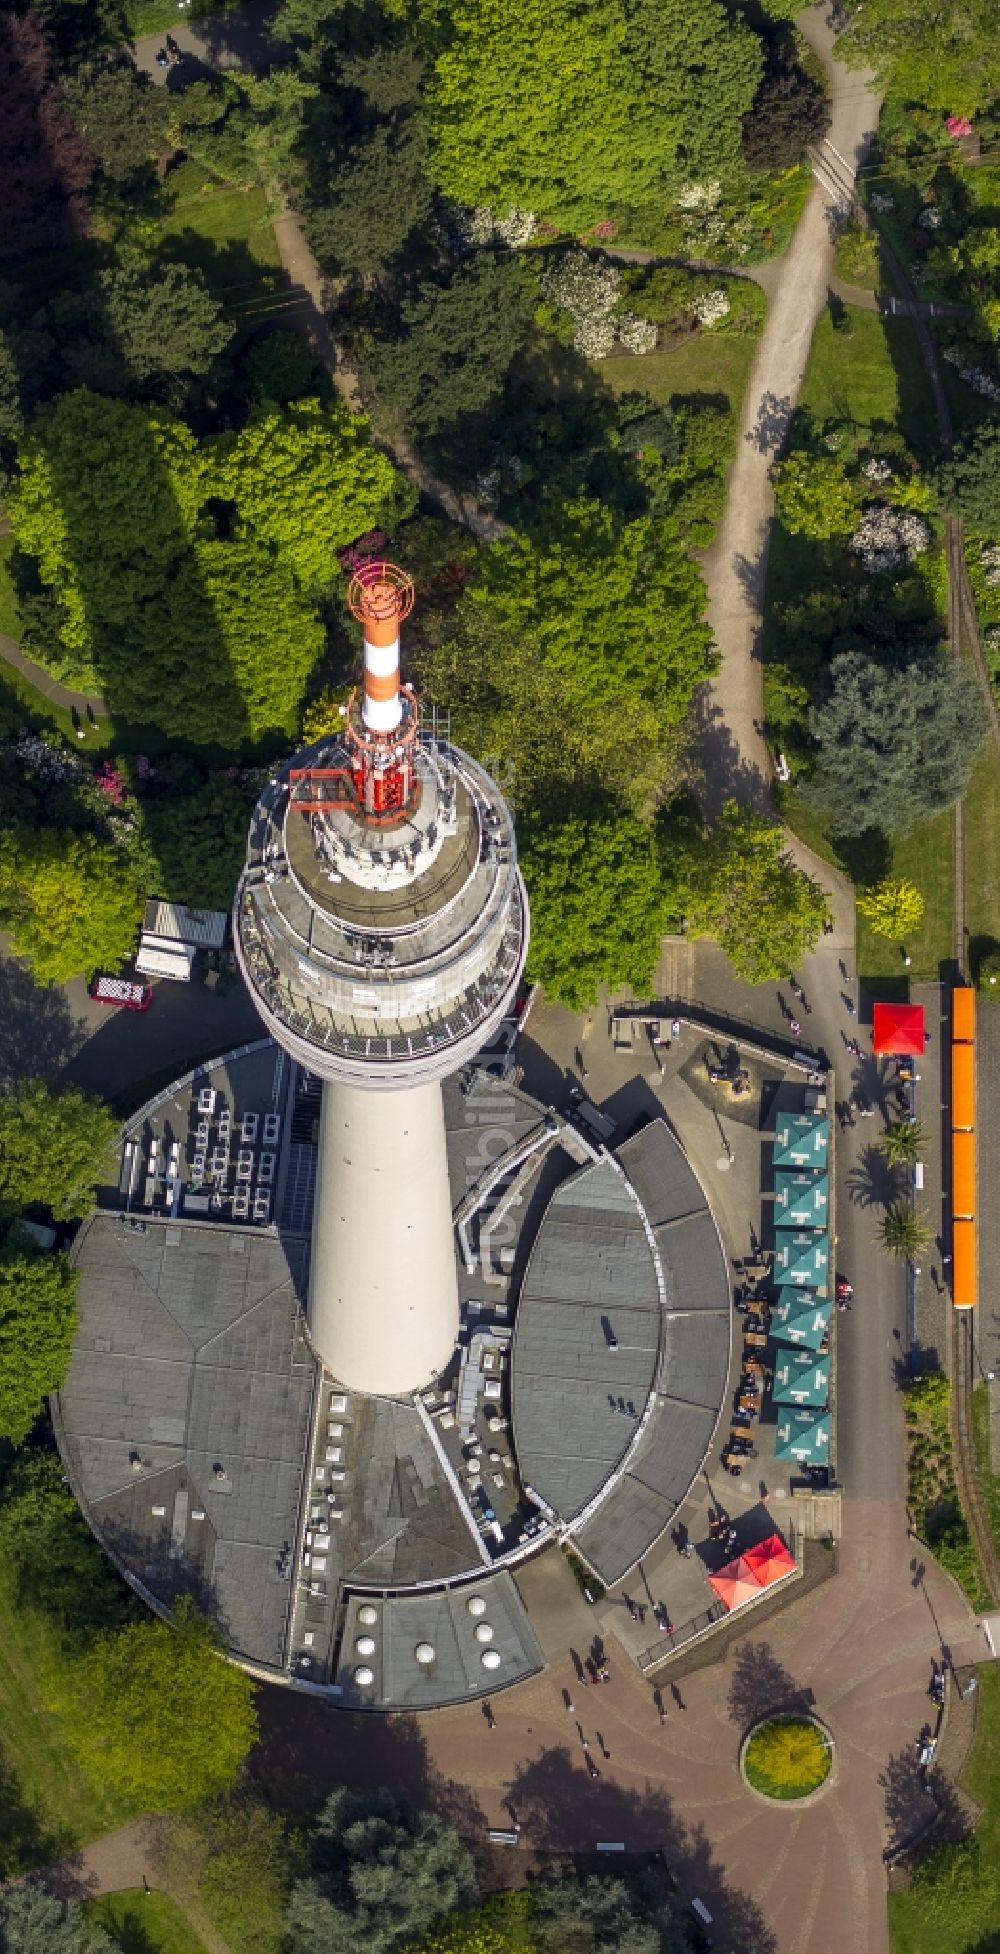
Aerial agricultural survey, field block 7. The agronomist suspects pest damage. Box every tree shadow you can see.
[691,685,773,820]
[746,389,794,458]
[0,951,86,1086]
[505,1745,776,1954]
[0,1745,76,1879]
[846,1142,904,1212]
[879,1744,969,1857]
[725,1640,813,1732]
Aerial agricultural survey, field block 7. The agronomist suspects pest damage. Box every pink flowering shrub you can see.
[337,530,388,572]
[94,759,128,804]
[946,116,973,137]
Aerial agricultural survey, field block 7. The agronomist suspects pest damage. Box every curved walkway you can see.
[0,630,107,715]
[696,7,880,821]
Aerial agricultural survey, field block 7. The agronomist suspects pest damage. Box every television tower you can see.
[234,564,529,1396]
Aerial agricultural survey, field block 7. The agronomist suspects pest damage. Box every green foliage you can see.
[0,1451,132,1639]
[743,1718,831,1798]
[0,1884,115,1953]
[8,391,402,742]
[937,421,1000,531]
[856,874,925,939]
[423,0,762,230]
[0,1078,117,1222]
[289,1786,477,1954]
[877,1117,928,1168]
[0,1248,78,1445]
[141,776,252,913]
[834,221,880,287]
[741,44,830,170]
[468,495,715,730]
[243,330,316,404]
[880,1203,932,1258]
[772,452,861,538]
[217,399,405,592]
[84,1889,207,1954]
[834,0,997,112]
[408,1891,533,1954]
[98,255,233,383]
[904,1370,989,1610]
[307,119,433,280]
[362,257,535,439]
[60,59,168,182]
[159,1794,292,1954]
[0,826,142,984]
[43,1599,258,1811]
[520,803,676,1009]
[531,1875,689,1954]
[679,800,830,984]
[809,649,985,836]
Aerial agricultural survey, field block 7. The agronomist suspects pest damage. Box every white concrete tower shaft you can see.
[234,560,529,1398]
[310,1080,459,1395]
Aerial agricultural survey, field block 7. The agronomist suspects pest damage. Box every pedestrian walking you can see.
[670,1683,687,1711]
[789,1018,801,1036]
[843,993,856,1015]
[564,1688,575,1713]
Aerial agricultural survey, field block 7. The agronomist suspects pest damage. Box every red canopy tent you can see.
[872,1002,925,1056]
[707,1557,763,1611]
[742,1533,796,1588]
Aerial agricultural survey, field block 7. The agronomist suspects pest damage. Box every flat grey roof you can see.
[513,1121,730,1587]
[56,1214,316,1671]
[333,1571,544,1709]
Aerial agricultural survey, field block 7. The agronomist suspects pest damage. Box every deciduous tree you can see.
[519,803,676,1009]
[808,649,984,836]
[0,1450,132,1635]
[936,421,1000,531]
[306,119,433,280]
[423,0,761,230]
[60,59,168,181]
[679,801,830,985]
[44,1599,258,1809]
[857,875,925,940]
[0,1884,115,1953]
[0,1077,117,1220]
[0,827,142,983]
[834,0,996,113]
[0,1247,78,1444]
[772,452,860,539]
[288,1786,476,1954]
[362,256,535,438]
[99,255,233,383]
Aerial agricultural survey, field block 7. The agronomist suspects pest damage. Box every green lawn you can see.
[86,1890,210,1954]
[124,0,239,36]
[964,746,1000,965]
[888,1662,1000,1954]
[779,789,953,985]
[855,808,954,985]
[0,1567,138,1874]
[798,304,938,455]
[602,325,760,415]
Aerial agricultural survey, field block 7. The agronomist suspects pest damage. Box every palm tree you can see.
[879,1204,933,1260]
[877,1118,928,1168]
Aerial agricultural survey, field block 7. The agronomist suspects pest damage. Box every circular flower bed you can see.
[741,1715,833,1801]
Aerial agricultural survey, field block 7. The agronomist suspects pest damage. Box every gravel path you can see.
[696,5,881,820]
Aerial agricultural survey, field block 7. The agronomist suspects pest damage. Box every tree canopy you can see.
[834,0,996,113]
[7,390,403,741]
[0,1450,132,1637]
[288,1786,476,1954]
[98,256,233,384]
[520,803,677,1008]
[679,801,830,985]
[60,59,168,182]
[0,1078,118,1221]
[0,827,142,983]
[307,119,433,280]
[423,0,761,230]
[44,1598,258,1809]
[362,256,535,439]
[0,1884,115,1954]
[808,649,985,836]
[772,453,860,539]
[857,875,924,940]
[936,421,1000,531]
[0,1246,78,1444]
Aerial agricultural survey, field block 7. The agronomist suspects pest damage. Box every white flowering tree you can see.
[541,251,657,359]
[850,504,932,574]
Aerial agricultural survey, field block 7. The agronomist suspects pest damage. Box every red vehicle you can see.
[88,973,153,1012]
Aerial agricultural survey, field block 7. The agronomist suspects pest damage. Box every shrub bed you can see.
[742,1716,832,1800]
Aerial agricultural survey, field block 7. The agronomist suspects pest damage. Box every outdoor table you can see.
[732,1421,753,1440]
[744,1330,768,1350]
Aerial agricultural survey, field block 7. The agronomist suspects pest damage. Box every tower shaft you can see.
[309,1079,459,1394]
